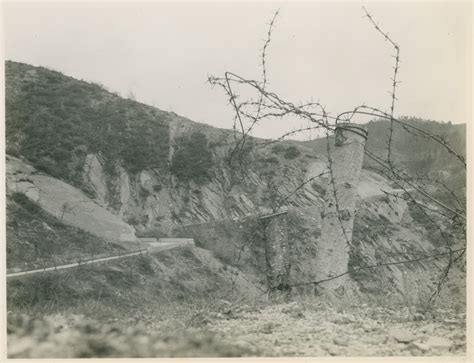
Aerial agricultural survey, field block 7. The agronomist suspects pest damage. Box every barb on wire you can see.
[207,7,466,300]
[362,6,401,167]
[238,9,280,154]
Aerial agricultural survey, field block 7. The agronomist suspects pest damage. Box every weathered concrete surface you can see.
[262,211,291,297]
[314,123,368,291]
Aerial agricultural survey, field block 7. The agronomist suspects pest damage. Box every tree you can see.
[170,131,214,184]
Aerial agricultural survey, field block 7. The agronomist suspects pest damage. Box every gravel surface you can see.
[8,302,466,357]
[198,302,466,356]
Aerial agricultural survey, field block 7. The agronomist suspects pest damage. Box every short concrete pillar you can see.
[260,210,291,297]
[315,123,368,291]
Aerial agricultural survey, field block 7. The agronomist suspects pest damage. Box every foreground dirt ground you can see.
[196,302,466,356]
[8,300,466,358]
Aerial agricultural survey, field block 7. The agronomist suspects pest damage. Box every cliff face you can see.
[5,61,327,236]
[75,133,325,235]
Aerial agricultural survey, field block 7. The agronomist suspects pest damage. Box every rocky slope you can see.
[6,61,332,235]
[6,155,137,245]
[5,60,466,305]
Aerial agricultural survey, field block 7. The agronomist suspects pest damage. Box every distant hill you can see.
[299,118,466,206]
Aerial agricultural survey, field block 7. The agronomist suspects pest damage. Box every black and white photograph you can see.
[1,0,470,359]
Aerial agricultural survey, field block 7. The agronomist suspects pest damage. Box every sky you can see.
[2,1,472,140]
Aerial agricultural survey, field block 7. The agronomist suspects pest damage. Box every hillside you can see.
[6,191,124,270]
[5,61,466,357]
[299,119,466,207]
[6,59,466,286]
[6,61,328,234]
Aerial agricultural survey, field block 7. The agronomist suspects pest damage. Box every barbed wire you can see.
[207,6,466,303]
[10,7,465,307]
[362,6,401,168]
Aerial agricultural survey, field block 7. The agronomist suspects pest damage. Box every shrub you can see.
[270,143,301,160]
[11,192,42,215]
[283,146,301,160]
[135,227,167,238]
[170,131,214,185]
[311,182,326,196]
[262,156,279,164]
[139,188,151,199]
[271,144,286,153]
[125,215,140,226]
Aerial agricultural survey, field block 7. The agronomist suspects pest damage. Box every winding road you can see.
[7,239,194,279]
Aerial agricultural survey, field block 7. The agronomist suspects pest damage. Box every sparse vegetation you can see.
[170,131,214,184]
[261,156,279,164]
[311,182,326,195]
[283,146,301,160]
[6,193,123,269]
[271,144,286,153]
[125,215,140,226]
[135,227,168,239]
[5,61,170,189]
[271,144,301,160]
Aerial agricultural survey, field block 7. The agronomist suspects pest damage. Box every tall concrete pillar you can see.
[261,210,291,298]
[315,123,368,291]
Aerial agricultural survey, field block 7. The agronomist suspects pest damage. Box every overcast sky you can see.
[3,1,472,140]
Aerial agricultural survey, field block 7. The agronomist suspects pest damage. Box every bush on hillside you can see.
[271,143,301,160]
[262,156,279,164]
[283,146,301,160]
[271,144,286,154]
[5,62,170,190]
[170,131,214,185]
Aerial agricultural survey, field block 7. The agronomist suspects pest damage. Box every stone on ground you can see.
[388,327,416,343]
[424,336,453,350]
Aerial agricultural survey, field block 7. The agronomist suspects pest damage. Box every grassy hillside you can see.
[6,191,261,326]
[5,61,170,189]
[5,61,315,226]
[6,60,465,203]
[6,192,125,270]
[7,246,260,319]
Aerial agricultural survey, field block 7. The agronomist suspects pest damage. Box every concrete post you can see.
[315,123,368,291]
[261,210,291,298]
